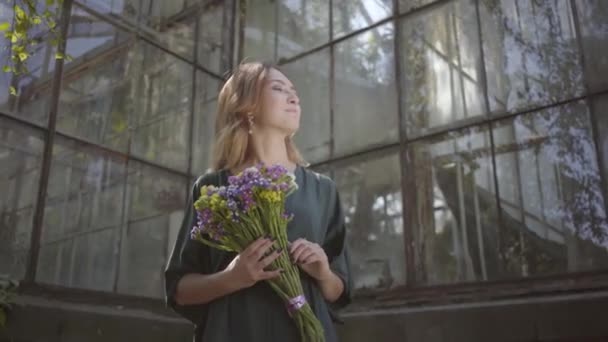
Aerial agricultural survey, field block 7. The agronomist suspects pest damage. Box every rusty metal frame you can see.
[24,0,74,284]
[8,0,608,307]
[393,0,417,286]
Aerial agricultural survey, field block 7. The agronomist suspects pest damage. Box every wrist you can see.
[316,265,334,282]
[221,267,248,291]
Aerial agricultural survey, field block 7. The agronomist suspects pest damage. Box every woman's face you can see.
[256,68,300,136]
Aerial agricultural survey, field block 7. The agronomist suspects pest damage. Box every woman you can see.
[164,61,351,341]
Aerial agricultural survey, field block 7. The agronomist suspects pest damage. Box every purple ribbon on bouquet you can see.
[286,295,307,316]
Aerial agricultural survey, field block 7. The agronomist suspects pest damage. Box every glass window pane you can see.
[130,42,193,172]
[400,0,485,138]
[0,2,59,125]
[334,22,398,156]
[38,228,117,291]
[37,136,127,290]
[333,152,406,292]
[75,0,139,26]
[399,0,438,14]
[281,49,331,163]
[243,0,277,62]
[277,0,330,60]
[332,0,393,39]
[58,7,134,153]
[407,125,499,285]
[117,162,187,298]
[0,119,45,280]
[198,3,226,74]
[493,101,608,278]
[480,0,584,114]
[192,72,220,175]
[594,96,608,200]
[138,0,196,60]
[576,0,608,92]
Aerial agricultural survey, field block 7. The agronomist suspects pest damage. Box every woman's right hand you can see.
[225,237,284,289]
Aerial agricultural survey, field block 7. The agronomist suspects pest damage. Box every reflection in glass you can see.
[576,0,608,92]
[138,0,197,60]
[400,0,485,137]
[0,1,58,124]
[281,50,331,163]
[58,7,134,153]
[332,0,392,39]
[334,22,398,156]
[399,0,438,14]
[37,136,127,290]
[0,119,44,279]
[198,3,226,74]
[243,0,277,62]
[407,126,499,284]
[117,162,186,298]
[334,153,406,291]
[494,102,608,277]
[76,0,139,26]
[480,0,584,114]
[130,43,193,172]
[191,71,220,175]
[593,96,608,201]
[277,0,330,60]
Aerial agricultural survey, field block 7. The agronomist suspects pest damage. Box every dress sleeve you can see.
[164,173,215,325]
[322,180,353,310]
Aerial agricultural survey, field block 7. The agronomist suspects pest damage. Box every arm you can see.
[174,238,284,306]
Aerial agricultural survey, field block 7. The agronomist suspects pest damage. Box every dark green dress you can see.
[164,166,352,341]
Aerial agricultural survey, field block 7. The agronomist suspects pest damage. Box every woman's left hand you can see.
[289,238,332,281]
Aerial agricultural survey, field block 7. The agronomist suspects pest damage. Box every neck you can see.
[246,130,296,171]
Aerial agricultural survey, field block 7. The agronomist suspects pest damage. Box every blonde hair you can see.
[210,61,307,172]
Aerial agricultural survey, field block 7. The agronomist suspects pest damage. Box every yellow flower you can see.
[260,190,281,203]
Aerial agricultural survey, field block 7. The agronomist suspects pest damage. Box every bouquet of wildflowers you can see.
[191,164,325,342]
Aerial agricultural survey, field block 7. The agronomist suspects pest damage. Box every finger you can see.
[260,269,282,280]
[259,248,283,268]
[247,238,274,259]
[301,254,322,265]
[243,238,269,256]
[292,246,312,263]
[290,240,310,257]
[289,238,307,254]
[254,239,277,261]
[296,249,316,264]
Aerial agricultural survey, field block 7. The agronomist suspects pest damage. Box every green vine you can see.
[0,279,17,330]
[1,0,71,96]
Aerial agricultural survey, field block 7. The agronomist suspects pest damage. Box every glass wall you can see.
[241,0,608,291]
[1,0,608,302]
[0,0,230,299]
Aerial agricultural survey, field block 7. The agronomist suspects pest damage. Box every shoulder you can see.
[299,166,338,195]
[192,169,225,189]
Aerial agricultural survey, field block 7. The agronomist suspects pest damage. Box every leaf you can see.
[65,54,73,62]
[14,6,26,21]
[2,65,11,73]
[0,22,10,32]
[9,86,17,96]
[48,19,56,29]
[46,0,54,5]
[18,52,28,61]
[31,16,42,25]
[10,34,18,43]
[55,52,64,59]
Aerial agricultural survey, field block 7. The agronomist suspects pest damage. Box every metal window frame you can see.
[3,0,607,308]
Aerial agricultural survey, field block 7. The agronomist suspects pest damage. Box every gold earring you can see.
[247,113,254,135]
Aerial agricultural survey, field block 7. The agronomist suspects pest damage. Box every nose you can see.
[288,92,299,105]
